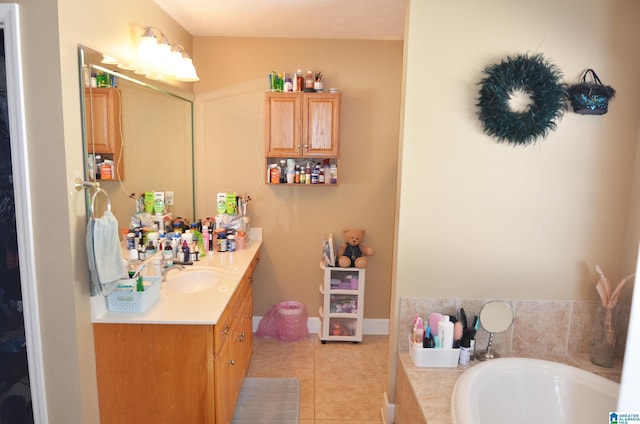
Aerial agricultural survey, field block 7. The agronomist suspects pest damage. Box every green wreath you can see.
[476,53,567,146]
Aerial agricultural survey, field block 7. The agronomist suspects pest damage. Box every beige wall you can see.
[390,0,640,399]
[193,37,403,318]
[15,0,192,421]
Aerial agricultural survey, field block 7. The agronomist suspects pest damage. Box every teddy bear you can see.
[336,229,374,269]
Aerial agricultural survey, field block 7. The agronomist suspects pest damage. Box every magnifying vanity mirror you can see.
[78,45,196,228]
[477,300,514,361]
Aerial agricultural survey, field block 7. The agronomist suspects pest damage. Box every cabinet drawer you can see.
[214,274,250,355]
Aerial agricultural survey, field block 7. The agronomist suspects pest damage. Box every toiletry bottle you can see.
[412,316,424,344]
[146,240,156,255]
[299,166,306,184]
[202,225,209,253]
[228,234,236,252]
[423,326,435,348]
[136,275,144,292]
[429,312,443,338]
[305,70,314,89]
[126,231,135,250]
[296,69,303,92]
[94,154,102,179]
[171,233,180,258]
[469,339,476,360]
[438,315,454,349]
[163,242,173,266]
[279,160,287,183]
[182,240,190,263]
[453,321,463,348]
[459,338,471,365]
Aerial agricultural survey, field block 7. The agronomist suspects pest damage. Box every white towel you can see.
[88,210,126,292]
[86,218,100,296]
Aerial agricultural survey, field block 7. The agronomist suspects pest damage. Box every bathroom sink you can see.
[164,268,225,294]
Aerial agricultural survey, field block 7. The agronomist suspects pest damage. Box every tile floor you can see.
[247,334,389,423]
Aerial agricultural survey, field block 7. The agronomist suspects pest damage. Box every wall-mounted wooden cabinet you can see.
[264,92,341,158]
[264,91,341,185]
[84,87,124,181]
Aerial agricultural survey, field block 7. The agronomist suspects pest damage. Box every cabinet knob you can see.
[221,326,230,335]
[228,359,235,366]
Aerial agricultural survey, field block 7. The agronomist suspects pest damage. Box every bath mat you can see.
[231,378,300,424]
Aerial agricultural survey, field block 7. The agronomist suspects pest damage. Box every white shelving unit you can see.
[318,265,365,343]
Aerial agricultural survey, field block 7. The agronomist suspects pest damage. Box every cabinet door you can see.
[234,289,253,384]
[84,87,124,180]
[85,88,121,154]
[264,92,302,157]
[94,324,214,424]
[214,339,233,424]
[241,284,253,370]
[303,93,340,157]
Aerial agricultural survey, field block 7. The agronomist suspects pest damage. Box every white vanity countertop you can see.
[91,228,262,326]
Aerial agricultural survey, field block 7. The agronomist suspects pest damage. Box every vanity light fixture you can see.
[136,26,200,82]
[171,44,200,82]
[101,55,120,65]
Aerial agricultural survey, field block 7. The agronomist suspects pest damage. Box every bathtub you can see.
[451,357,619,424]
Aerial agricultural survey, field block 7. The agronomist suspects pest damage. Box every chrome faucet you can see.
[161,264,185,282]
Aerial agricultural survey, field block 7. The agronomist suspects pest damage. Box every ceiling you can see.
[153,0,406,40]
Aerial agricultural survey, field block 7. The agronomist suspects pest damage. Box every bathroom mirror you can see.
[477,300,514,360]
[78,45,195,228]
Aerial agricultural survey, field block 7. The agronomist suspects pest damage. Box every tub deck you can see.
[394,351,622,424]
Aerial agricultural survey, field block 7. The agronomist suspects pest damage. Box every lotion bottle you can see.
[438,315,454,349]
[412,316,424,344]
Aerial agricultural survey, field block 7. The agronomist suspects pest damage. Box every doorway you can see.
[0,4,47,423]
[0,27,33,424]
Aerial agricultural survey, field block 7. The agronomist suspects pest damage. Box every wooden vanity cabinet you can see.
[84,87,124,180]
[93,251,260,424]
[93,324,215,423]
[264,91,341,158]
[214,269,253,424]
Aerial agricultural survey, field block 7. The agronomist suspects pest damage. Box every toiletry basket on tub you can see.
[409,335,460,367]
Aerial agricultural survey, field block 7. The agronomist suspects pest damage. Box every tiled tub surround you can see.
[394,297,628,424]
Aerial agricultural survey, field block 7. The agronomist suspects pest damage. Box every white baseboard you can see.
[252,316,389,335]
[381,392,395,424]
